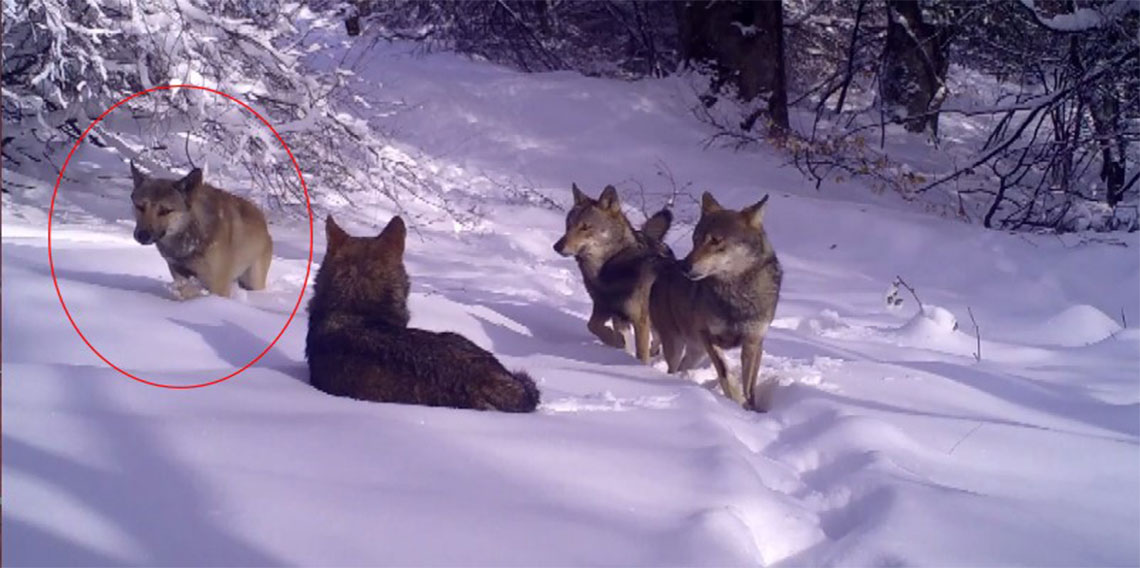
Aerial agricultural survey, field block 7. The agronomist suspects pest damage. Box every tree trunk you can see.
[345,15,361,37]
[677,0,789,136]
[880,0,954,136]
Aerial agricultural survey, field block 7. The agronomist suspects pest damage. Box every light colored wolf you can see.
[306,215,540,412]
[554,183,673,363]
[130,163,273,299]
[650,192,783,411]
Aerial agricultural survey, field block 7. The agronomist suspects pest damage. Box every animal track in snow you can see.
[540,391,679,413]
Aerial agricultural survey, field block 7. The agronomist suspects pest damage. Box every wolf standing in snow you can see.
[650,192,783,411]
[554,183,673,363]
[129,163,273,299]
[306,215,540,412]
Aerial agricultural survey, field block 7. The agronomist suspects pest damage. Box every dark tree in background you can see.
[676,0,789,137]
[348,0,1136,232]
[879,0,957,136]
[355,0,680,78]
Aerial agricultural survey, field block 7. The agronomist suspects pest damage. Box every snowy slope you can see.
[4,37,1140,566]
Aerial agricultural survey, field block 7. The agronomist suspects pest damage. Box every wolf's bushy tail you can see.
[476,370,540,413]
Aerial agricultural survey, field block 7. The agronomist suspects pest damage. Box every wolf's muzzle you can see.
[680,259,705,281]
[134,228,163,245]
[553,237,570,256]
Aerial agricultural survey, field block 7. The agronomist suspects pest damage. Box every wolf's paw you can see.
[167,280,207,301]
[603,332,626,350]
[745,380,776,413]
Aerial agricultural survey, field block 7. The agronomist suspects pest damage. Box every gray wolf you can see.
[306,215,540,412]
[130,163,273,299]
[650,192,783,411]
[553,183,673,363]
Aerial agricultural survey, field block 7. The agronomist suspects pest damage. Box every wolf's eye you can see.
[158,207,172,216]
[578,223,591,232]
[134,203,144,212]
[708,235,723,247]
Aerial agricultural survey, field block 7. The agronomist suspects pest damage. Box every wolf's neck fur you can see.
[575,220,637,282]
[309,276,411,333]
[703,251,782,318]
[312,295,410,331]
[156,188,216,261]
[157,218,207,261]
[315,309,409,335]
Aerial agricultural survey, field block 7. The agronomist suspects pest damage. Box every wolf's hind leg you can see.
[678,338,706,371]
[742,337,774,412]
[238,247,271,291]
[659,331,683,373]
[701,330,742,403]
[613,318,634,355]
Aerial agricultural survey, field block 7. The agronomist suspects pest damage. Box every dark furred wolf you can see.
[130,163,273,299]
[306,215,540,412]
[650,192,783,412]
[553,183,673,363]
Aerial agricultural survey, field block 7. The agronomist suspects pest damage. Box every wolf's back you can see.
[307,323,541,412]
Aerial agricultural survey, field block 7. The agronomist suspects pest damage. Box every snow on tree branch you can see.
[1018,0,1139,32]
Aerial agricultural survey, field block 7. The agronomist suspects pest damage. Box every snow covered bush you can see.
[344,0,680,79]
[2,0,448,219]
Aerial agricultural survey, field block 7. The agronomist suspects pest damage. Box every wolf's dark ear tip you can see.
[387,216,407,235]
[660,208,674,223]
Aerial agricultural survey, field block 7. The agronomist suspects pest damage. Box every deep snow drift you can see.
[4,34,1139,567]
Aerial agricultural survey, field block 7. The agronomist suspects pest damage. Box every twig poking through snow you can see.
[894,275,923,313]
[968,306,981,362]
[183,132,197,169]
[948,422,984,456]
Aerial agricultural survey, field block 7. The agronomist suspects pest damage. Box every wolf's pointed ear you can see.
[642,208,673,242]
[326,215,349,252]
[598,185,620,211]
[701,192,723,214]
[742,194,770,229]
[377,215,407,257]
[571,182,589,205]
[130,161,147,188]
[174,168,204,195]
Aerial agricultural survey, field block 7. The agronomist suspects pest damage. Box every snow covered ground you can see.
[4,35,1139,566]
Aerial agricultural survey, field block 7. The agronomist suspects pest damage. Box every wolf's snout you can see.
[134,228,164,245]
[681,259,705,281]
[553,237,569,256]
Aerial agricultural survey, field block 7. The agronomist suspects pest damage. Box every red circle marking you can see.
[48,85,315,389]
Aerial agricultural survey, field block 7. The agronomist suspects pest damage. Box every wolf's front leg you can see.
[632,312,652,363]
[167,264,204,300]
[201,271,234,298]
[587,307,625,349]
[741,338,772,412]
